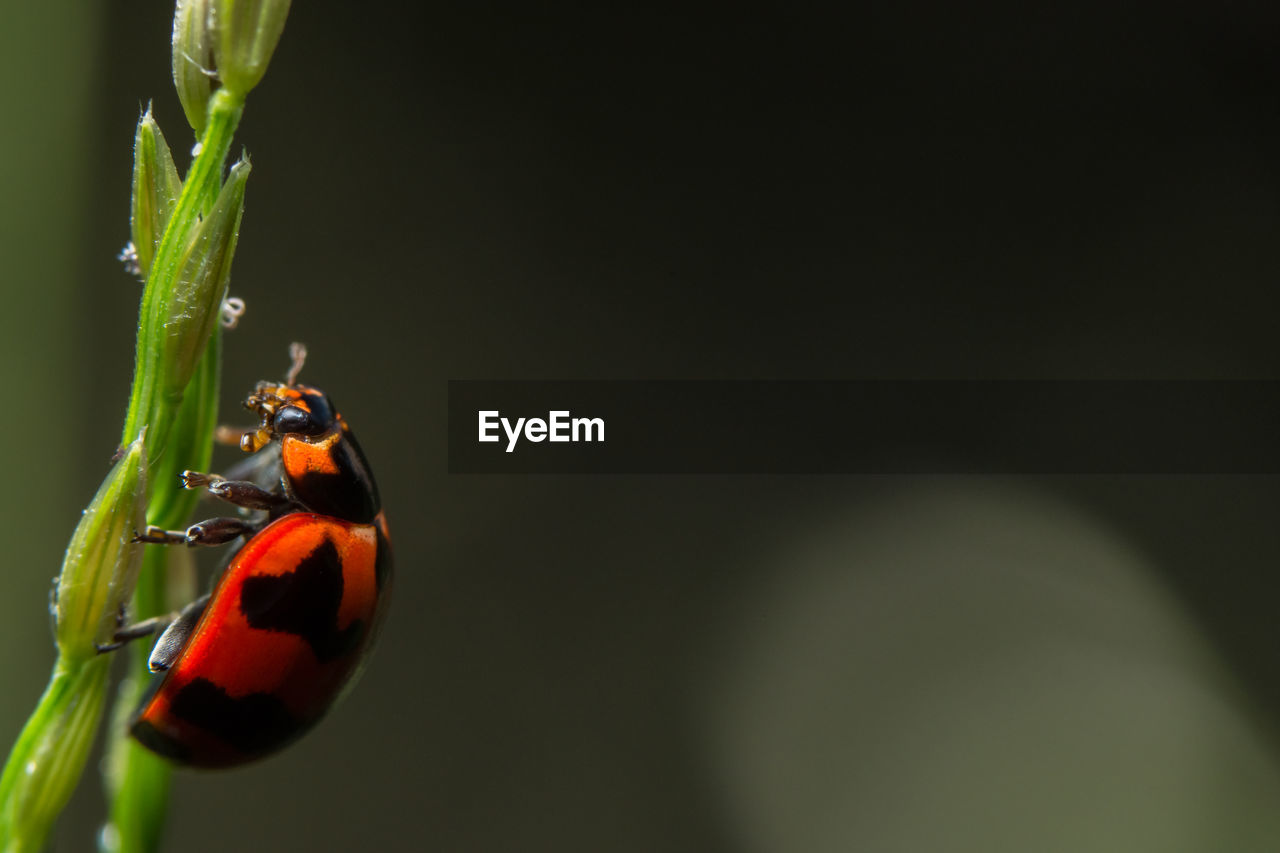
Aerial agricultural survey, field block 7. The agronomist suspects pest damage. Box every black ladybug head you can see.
[239,381,342,452]
[271,386,340,439]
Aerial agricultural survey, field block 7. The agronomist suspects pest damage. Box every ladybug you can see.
[104,344,391,767]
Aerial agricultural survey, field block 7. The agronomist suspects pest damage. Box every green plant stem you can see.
[3,3,288,846]
[0,660,110,853]
[2,84,244,853]
[103,98,242,849]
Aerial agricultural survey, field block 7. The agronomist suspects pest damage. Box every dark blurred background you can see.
[4,2,1280,851]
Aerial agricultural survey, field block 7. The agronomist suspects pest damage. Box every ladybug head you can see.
[271,386,339,435]
[238,344,343,452]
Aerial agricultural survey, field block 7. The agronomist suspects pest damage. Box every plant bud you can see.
[52,438,147,663]
[213,0,292,97]
[129,108,182,279]
[159,158,249,419]
[172,0,215,133]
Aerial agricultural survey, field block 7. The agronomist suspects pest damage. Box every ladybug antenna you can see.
[286,342,308,386]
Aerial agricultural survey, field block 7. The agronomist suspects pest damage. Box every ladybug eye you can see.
[273,405,324,436]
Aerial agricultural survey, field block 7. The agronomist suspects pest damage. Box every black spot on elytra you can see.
[167,677,299,755]
[239,537,363,662]
[130,717,193,763]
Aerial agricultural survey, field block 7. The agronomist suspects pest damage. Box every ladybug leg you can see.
[219,440,283,486]
[213,425,262,447]
[180,470,297,513]
[134,517,257,547]
[132,527,189,546]
[217,423,273,453]
[93,593,212,660]
[95,612,177,654]
[147,594,210,672]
